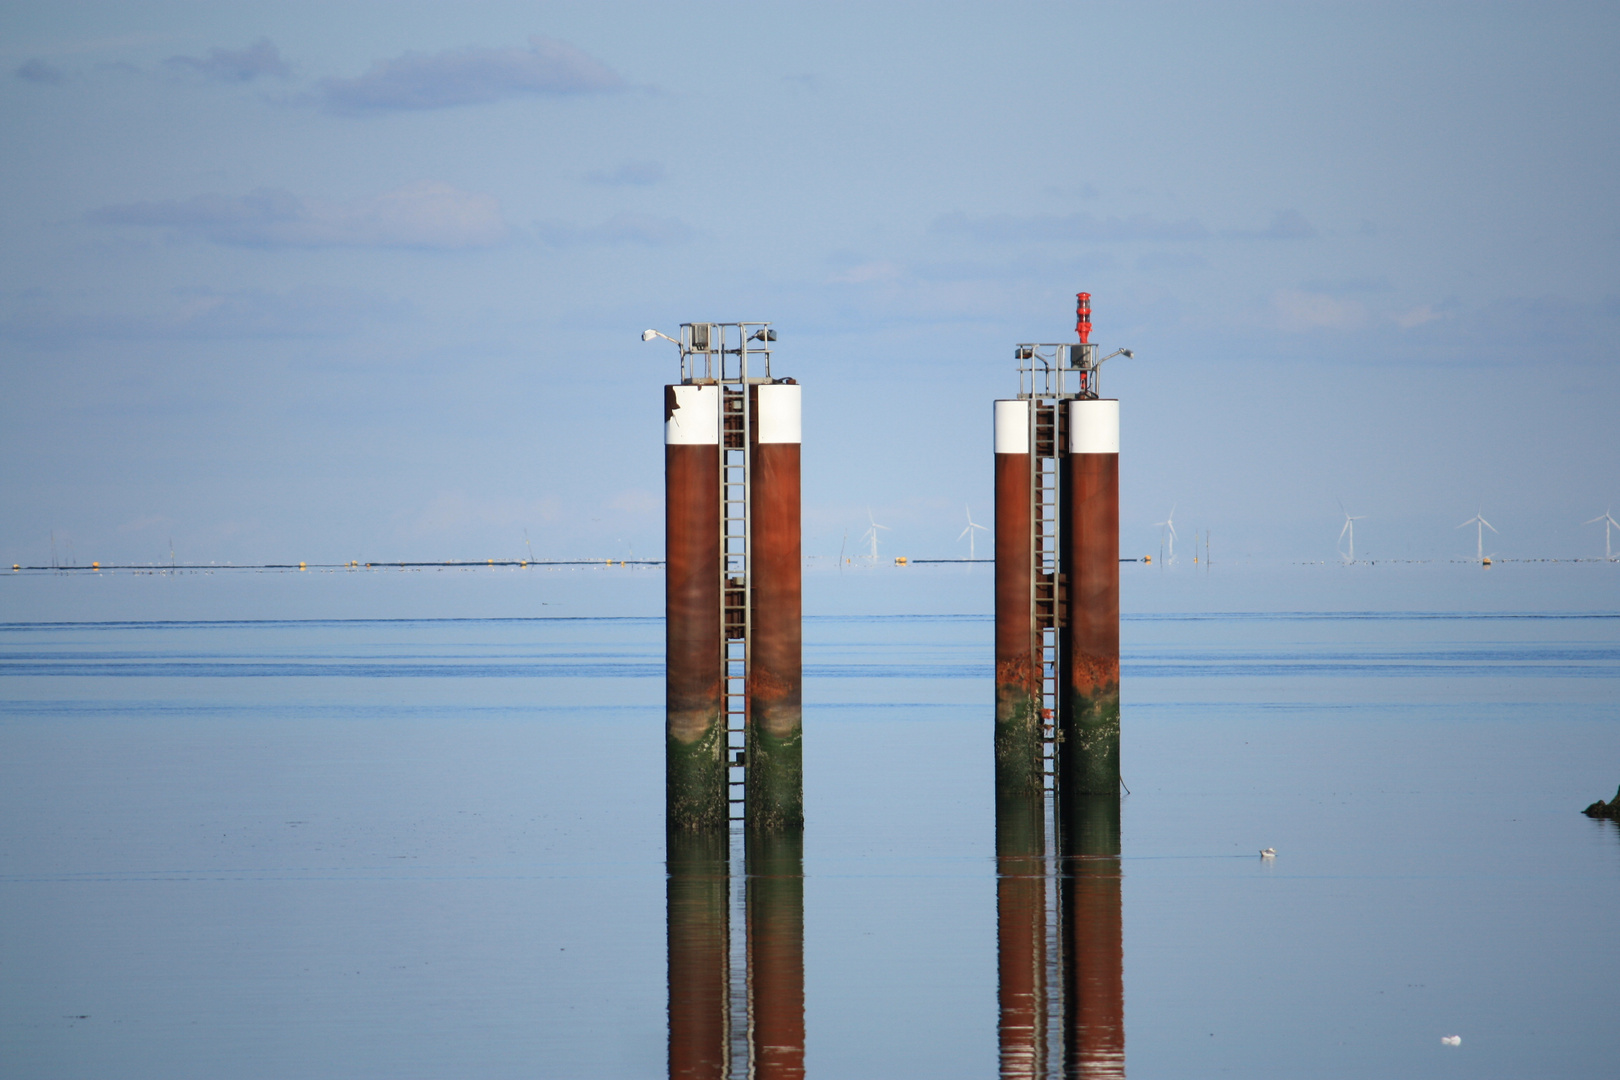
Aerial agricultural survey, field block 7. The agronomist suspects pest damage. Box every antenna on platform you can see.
[1153,505,1177,564]
[861,508,890,561]
[1337,501,1366,563]
[1457,510,1497,563]
[958,505,988,560]
[1013,293,1134,400]
[1585,509,1619,561]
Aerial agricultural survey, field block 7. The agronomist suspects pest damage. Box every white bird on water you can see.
[1441,1035,1462,1046]
[1260,848,1276,858]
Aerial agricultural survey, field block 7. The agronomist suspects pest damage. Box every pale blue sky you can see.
[3,2,1617,568]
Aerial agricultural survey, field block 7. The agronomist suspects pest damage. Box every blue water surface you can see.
[2,564,1618,1078]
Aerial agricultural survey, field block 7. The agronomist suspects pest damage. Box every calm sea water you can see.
[2,568,1618,1078]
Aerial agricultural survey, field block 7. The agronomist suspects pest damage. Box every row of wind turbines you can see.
[1337,503,1620,564]
[852,502,1620,565]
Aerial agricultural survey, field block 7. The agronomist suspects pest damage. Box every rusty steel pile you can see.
[994,293,1128,799]
[657,321,802,833]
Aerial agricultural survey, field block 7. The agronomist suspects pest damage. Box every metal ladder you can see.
[721,386,750,821]
[1035,397,1069,1065]
[1032,400,1066,790]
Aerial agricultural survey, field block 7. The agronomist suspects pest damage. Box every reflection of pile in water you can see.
[1582,785,1620,819]
[995,791,1125,1080]
[666,830,805,1079]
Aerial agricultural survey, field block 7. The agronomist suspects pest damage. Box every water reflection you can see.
[997,792,1124,1078]
[668,830,730,1078]
[667,830,805,1079]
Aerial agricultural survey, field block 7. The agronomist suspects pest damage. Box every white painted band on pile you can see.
[994,400,1029,454]
[756,384,801,444]
[1068,399,1119,454]
[665,384,719,445]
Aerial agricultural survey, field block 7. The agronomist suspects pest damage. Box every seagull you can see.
[1259,848,1276,858]
[1441,1036,1461,1046]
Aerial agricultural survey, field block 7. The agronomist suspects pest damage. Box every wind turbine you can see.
[1153,505,1177,564]
[1337,502,1366,563]
[1586,509,1619,561]
[1457,510,1497,563]
[861,508,890,561]
[958,505,988,560]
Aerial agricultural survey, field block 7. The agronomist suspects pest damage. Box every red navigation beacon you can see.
[1075,292,1092,344]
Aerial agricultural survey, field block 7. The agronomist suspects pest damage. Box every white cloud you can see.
[1271,289,1368,332]
[89,181,508,250]
[1397,304,1445,329]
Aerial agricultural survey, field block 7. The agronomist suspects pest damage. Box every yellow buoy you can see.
[299,561,306,570]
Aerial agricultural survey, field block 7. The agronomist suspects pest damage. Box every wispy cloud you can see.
[1226,209,1317,240]
[319,35,622,113]
[15,58,65,84]
[165,38,289,82]
[88,181,508,249]
[1135,250,1208,273]
[1472,294,1620,351]
[609,489,659,515]
[1397,304,1447,329]
[782,73,821,94]
[536,212,691,247]
[1043,181,1101,200]
[1271,289,1367,332]
[2,286,402,342]
[827,260,903,285]
[933,211,1209,243]
[402,491,563,537]
[1302,276,1392,294]
[586,161,664,186]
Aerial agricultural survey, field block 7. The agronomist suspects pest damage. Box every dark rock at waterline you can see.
[1582,785,1620,819]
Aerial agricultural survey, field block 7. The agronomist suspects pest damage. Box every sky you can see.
[2,1,1617,571]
